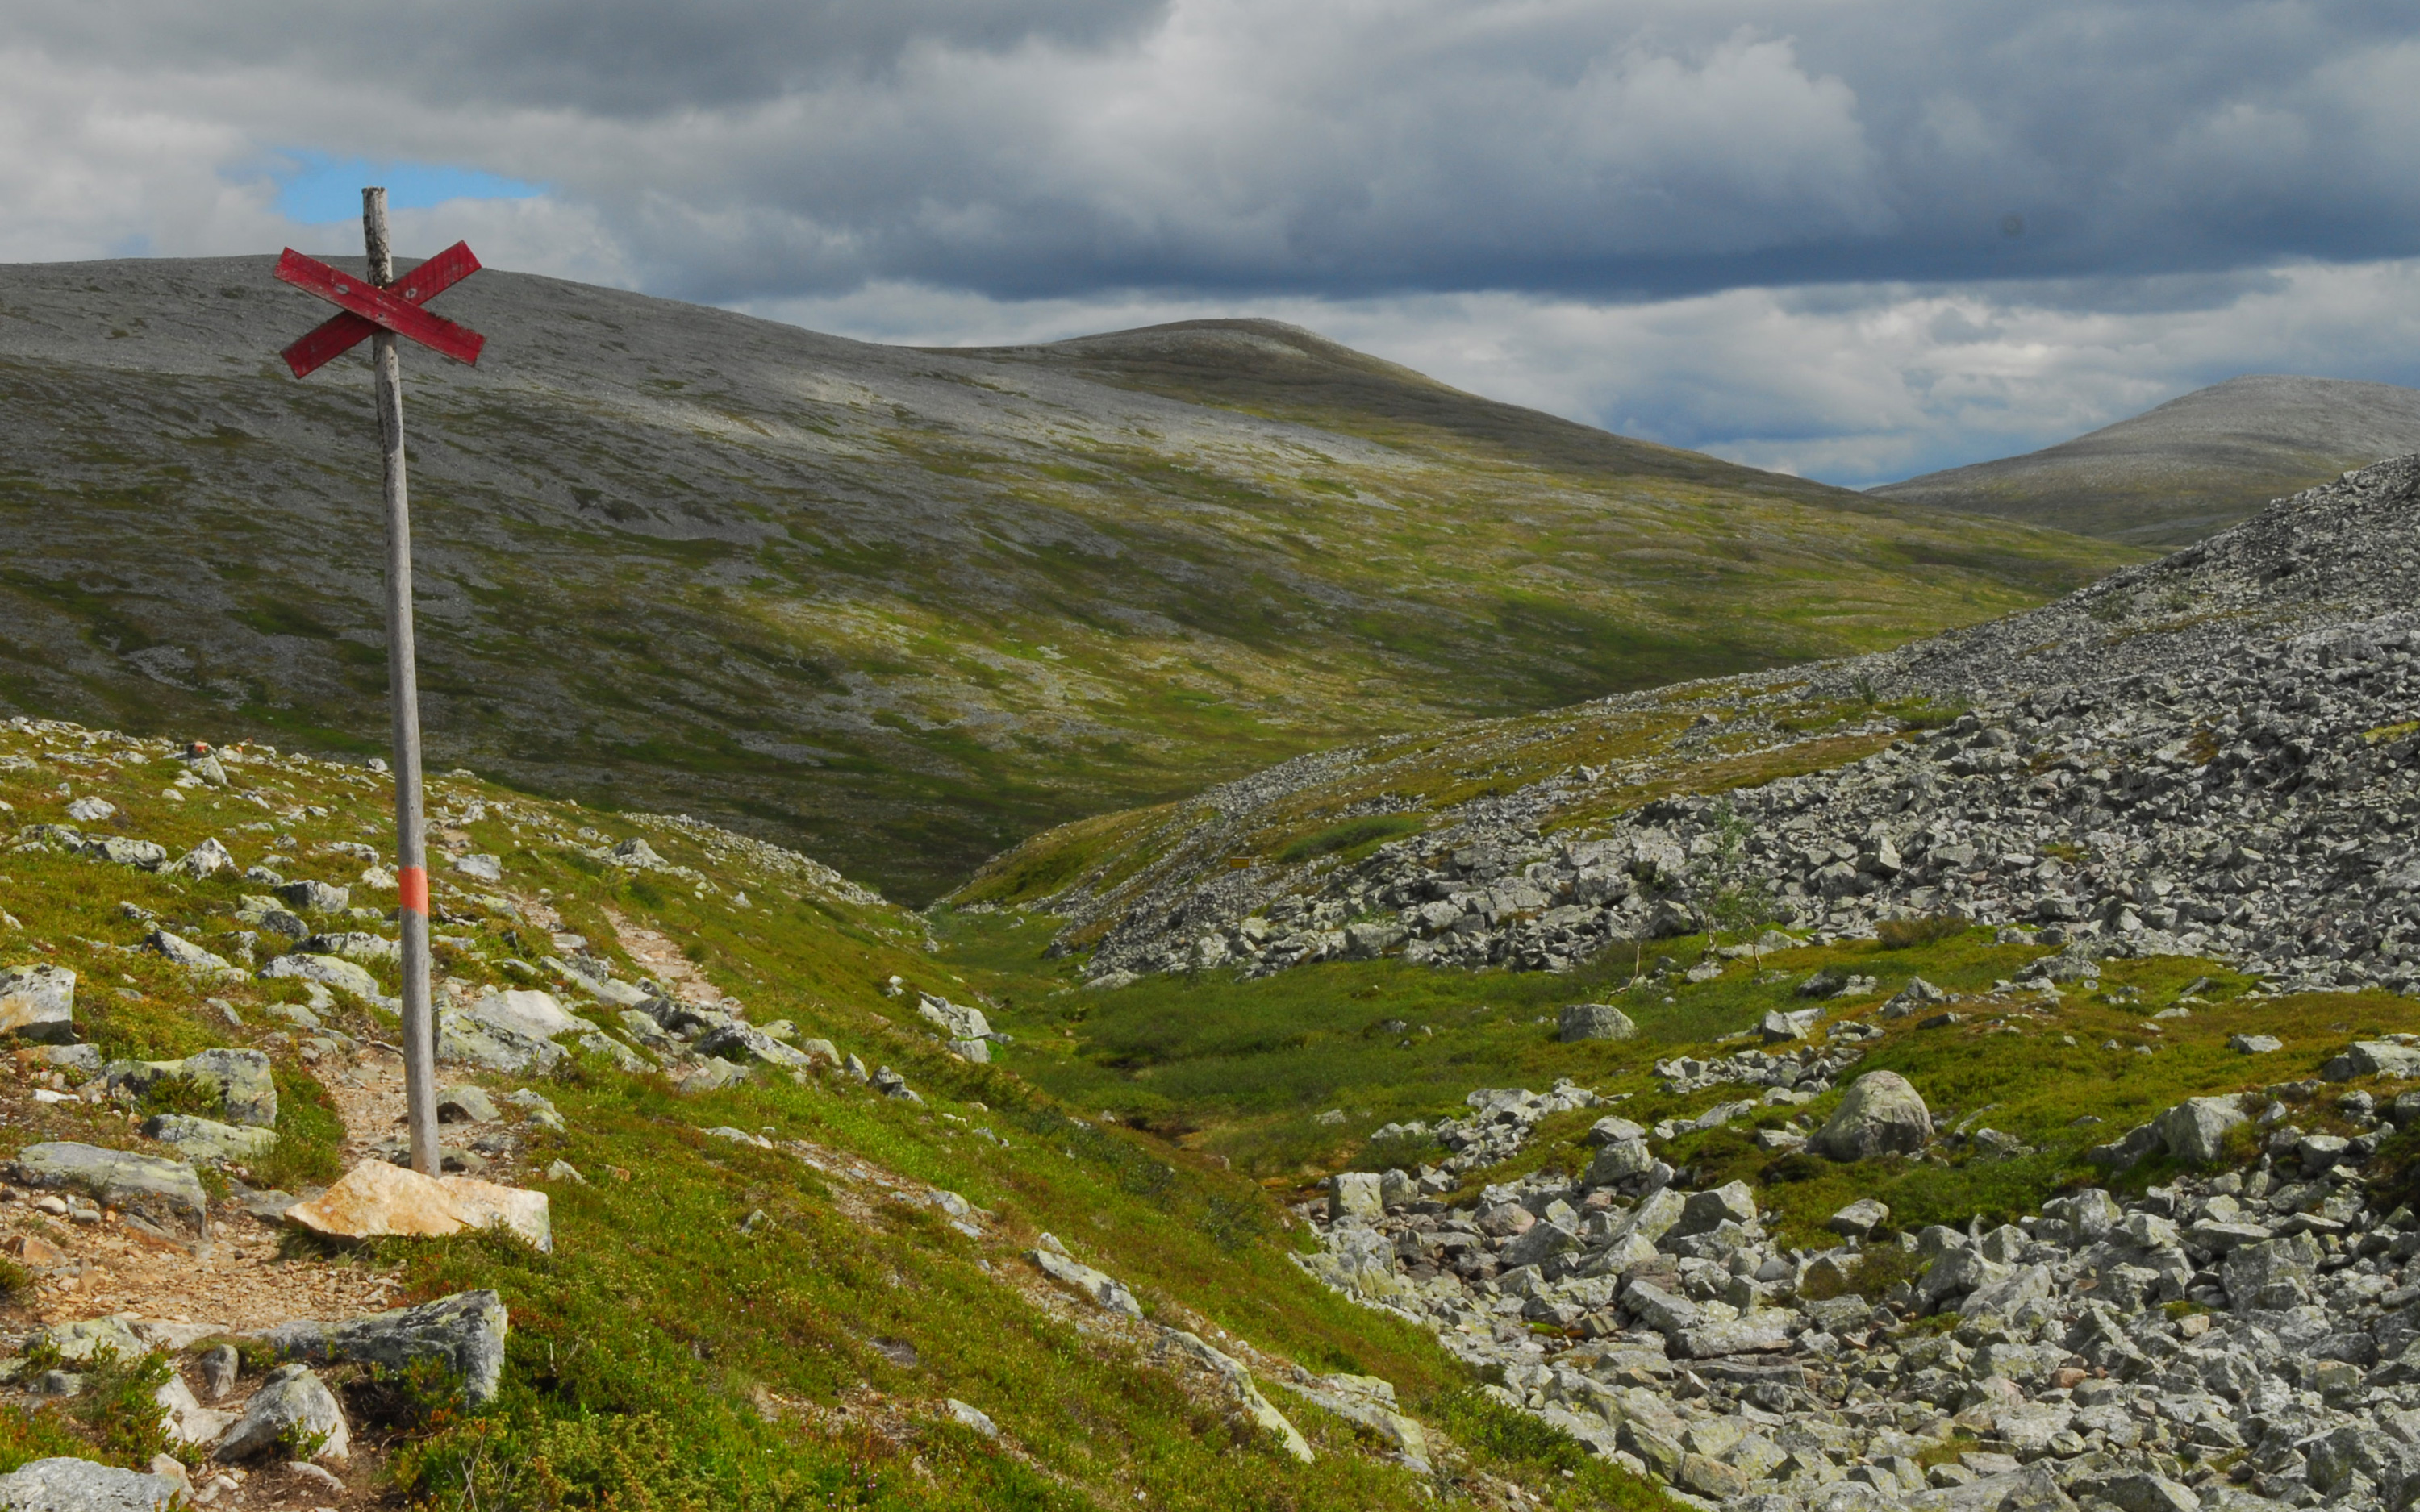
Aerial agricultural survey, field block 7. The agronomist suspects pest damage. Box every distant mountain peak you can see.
[1869,373,2420,548]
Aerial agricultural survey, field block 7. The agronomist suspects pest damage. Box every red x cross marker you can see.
[274,241,486,377]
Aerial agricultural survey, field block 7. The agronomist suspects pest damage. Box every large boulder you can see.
[141,1114,275,1167]
[0,1457,183,1510]
[1825,1198,1890,1239]
[1584,1137,1655,1186]
[2222,1232,2319,1312]
[214,1363,349,1463]
[261,1290,509,1406]
[917,993,994,1062]
[0,964,75,1043]
[40,1315,145,1362]
[695,1022,816,1073]
[1809,1071,1933,1161]
[1327,1171,1383,1223]
[103,1048,277,1127]
[260,952,384,1001]
[1500,1220,1579,1271]
[436,989,586,1073]
[145,928,232,973]
[1671,1181,1758,1239]
[2323,1040,2420,1081]
[10,1143,208,1234]
[1030,1246,1144,1318]
[283,1160,552,1252]
[1558,1003,1638,1043]
[2152,1097,2247,1165]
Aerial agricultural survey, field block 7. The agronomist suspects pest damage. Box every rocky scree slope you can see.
[1871,374,2420,548]
[1043,455,2420,1001]
[0,264,2130,901]
[1298,1049,2420,1510]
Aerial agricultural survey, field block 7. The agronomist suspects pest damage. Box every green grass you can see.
[937,906,2415,1252]
[0,721,1681,1510]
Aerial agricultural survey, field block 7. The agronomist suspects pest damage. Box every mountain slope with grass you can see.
[1871,373,2420,548]
[0,261,2135,900]
[2,460,2415,1508]
[0,716,1680,1511]
[933,458,2420,1510]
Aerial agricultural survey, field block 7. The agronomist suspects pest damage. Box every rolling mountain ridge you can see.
[0,256,2134,899]
[1871,373,2420,547]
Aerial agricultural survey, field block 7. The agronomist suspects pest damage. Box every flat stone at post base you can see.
[283,1159,552,1252]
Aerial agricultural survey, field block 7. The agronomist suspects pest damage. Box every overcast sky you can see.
[6,0,2419,485]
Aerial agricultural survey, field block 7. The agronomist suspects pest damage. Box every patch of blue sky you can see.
[270,152,543,224]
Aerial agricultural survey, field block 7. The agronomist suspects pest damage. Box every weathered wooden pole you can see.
[363,186,442,1177]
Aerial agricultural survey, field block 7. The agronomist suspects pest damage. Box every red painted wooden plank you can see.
[282,312,378,378]
[280,243,485,377]
[275,249,486,365]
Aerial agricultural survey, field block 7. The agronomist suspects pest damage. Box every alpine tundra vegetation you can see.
[6,264,2420,1510]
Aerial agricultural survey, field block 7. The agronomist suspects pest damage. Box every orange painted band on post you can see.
[398,865,429,915]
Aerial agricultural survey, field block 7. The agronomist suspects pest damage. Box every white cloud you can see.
[6,2,2420,489]
[745,258,2420,487]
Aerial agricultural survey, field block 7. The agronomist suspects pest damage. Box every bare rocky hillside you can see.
[1871,376,2420,548]
[0,258,2130,900]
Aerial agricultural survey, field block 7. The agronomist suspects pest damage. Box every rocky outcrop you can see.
[1064,456,2420,1003]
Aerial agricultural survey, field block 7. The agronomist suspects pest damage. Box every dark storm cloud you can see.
[9,0,2420,309]
[10,0,1169,115]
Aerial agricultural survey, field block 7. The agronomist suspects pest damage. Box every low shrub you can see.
[1876,915,1967,950]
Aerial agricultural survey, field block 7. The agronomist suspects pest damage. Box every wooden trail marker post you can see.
[272,189,487,1177]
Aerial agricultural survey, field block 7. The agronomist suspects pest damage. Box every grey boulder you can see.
[276,879,349,914]
[0,1457,182,1510]
[260,1289,510,1406]
[145,928,232,973]
[141,1114,275,1167]
[10,1143,208,1235]
[0,964,75,1043]
[214,1363,348,1463]
[104,1048,277,1127]
[260,952,383,1002]
[1558,1003,1637,1043]
[2152,1096,2247,1166]
[436,1085,499,1123]
[695,1022,815,1072]
[1809,1071,1933,1161]
[1825,1197,1891,1239]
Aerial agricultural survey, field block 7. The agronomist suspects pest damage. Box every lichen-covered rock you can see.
[104,1048,277,1127]
[1327,1171,1382,1223]
[2152,1096,2248,1165]
[0,964,74,1043]
[259,952,382,1001]
[260,1290,509,1406]
[140,1114,275,1167]
[0,1456,182,1510]
[214,1363,348,1463]
[10,1143,208,1234]
[1558,1003,1637,1042]
[1809,1071,1932,1161]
